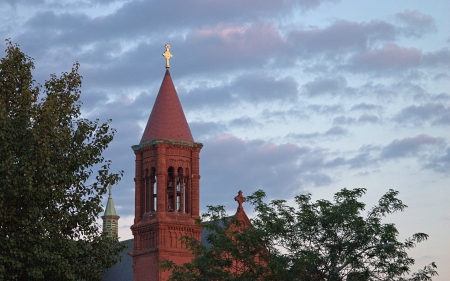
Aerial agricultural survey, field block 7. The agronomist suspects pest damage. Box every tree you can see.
[0,40,124,280]
[163,188,438,281]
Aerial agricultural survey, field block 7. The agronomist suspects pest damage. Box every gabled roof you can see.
[140,70,194,143]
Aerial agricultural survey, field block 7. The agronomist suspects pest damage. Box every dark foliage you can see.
[0,40,124,280]
[163,188,437,281]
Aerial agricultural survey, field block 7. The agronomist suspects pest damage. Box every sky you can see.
[1,0,449,278]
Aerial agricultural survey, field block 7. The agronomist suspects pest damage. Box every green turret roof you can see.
[104,185,117,216]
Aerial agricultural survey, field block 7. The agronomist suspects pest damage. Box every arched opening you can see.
[167,166,175,212]
[151,167,156,212]
[177,167,183,212]
[185,167,190,213]
[142,169,149,216]
[166,166,189,213]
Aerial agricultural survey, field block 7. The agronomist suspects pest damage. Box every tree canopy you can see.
[0,40,124,280]
[163,188,438,281]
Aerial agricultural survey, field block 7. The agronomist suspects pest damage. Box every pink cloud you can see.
[188,23,282,56]
[349,43,421,71]
[183,23,284,71]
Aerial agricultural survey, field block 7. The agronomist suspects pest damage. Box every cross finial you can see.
[234,190,246,211]
[108,185,113,198]
[162,44,173,69]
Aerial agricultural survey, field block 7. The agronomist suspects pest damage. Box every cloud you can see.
[396,10,437,37]
[287,19,396,54]
[422,48,450,67]
[348,43,421,72]
[341,144,380,169]
[333,116,356,125]
[180,72,298,111]
[3,0,44,7]
[350,103,380,111]
[259,108,309,124]
[325,125,348,135]
[307,104,343,115]
[293,0,342,11]
[179,23,285,74]
[394,103,450,125]
[228,116,263,129]
[358,113,379,124]
[18,10,430,88]
[433,93,450,101]
[425,148,450,174]
[333,114,379,126]
[14,5,448,97]
[302,76,353,97]
[347,152,378,169]
[19,0,290,47]
[380,134,444,159]
[232,73,298,103]
[12,6,286,79]
[190,121,227,141]
[359,82,396,99]
[80,89,112,114]
[78,42,166,89]
[347,44,450,74]
[288,125,348,140]
[179,84,233,111]
[12,0,344,69]
[433,73,450,81]
[200,134,346,206]
[117,215,134,240]
[288,131,320,140]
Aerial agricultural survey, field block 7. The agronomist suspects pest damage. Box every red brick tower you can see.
[130,45,203,281]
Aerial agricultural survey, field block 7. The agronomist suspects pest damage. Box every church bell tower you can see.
[129,45,203,281]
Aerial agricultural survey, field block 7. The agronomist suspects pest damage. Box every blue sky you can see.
[1,0,449,278]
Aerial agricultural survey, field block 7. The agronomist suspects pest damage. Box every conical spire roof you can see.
[140,69,194,143]
[104,185,117,216]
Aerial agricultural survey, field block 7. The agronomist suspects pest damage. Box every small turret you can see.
[102,185,120,239]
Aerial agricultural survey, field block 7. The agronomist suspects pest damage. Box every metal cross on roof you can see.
[234,190,246,210]
[162,44,173,69]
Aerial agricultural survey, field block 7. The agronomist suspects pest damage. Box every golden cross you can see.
[162,44,173,69]
[234,190,246,210]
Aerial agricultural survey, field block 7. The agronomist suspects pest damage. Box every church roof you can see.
[102,239,133,281]
[140,70,194,143]
[104,186,117,216]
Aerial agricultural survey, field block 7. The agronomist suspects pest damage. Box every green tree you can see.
[163,188,438,281]
[0,40,124,280]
